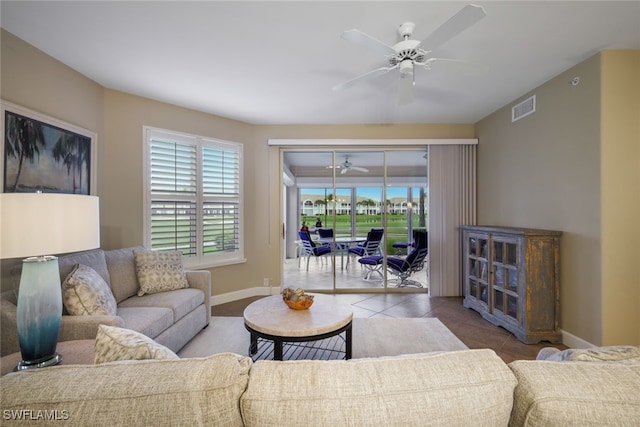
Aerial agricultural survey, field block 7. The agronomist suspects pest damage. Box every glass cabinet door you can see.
[490,238,519,320]
[466,234,489,305]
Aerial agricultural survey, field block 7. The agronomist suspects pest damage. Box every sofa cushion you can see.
[133,250,189,296]
[509,360,640,426]
[117,288,204,323]
[94,324,179,364]
[116,306,174,339]
[62,264,117,316]
[240,349,516,427]
[0,353,251,427]
[104,246,146,303]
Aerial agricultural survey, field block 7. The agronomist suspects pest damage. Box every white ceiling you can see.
[1,1,639,126]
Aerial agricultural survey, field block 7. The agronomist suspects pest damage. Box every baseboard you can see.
[211,286,279,306]
[561,329,595,349]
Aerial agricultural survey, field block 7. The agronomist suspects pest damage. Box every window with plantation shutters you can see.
[143,127,244,268]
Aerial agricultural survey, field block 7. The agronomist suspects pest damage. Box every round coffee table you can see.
[243,294,353,360]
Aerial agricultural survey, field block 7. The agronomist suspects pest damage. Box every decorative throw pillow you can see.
[538,345,640,363]
[62,264,117,316]
[94,324,179,364]
[133,250,189,296]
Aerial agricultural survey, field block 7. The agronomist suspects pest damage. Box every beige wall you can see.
[600,51,640,345]
[476,51,639,346]
[0,30,104,133]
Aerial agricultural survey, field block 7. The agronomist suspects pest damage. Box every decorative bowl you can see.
[283,295,314,310]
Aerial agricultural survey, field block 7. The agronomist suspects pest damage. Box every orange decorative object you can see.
[283,296,314,310]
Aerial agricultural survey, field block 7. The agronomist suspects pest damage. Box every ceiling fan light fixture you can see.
[399,59,413,77]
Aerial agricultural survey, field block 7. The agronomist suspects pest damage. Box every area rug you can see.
[178,316,468,360]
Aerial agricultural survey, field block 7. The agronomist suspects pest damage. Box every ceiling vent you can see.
[512,95,536,122]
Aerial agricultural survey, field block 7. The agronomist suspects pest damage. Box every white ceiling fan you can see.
[333,4,486,104]
[340,156,369,174]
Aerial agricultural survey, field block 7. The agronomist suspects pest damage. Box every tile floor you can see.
[283,255,429,290]
[213,292,567,363]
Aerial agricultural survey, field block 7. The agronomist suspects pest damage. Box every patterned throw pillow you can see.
[133,250,189,296]
[62,264,117,316]
[94,324,179,364]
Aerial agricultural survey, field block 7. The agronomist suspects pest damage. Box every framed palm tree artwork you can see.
[1,101,96,195]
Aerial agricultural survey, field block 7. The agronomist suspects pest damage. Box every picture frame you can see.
[1,100,97,195]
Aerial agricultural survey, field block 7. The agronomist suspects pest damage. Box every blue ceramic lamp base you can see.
[15,256,63,371]
[16,353,62,371]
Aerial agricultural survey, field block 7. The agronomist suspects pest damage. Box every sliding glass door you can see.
[283,149,428,292]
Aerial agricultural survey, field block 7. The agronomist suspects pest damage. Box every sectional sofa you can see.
[1,348,639,426]
[1,246,211,356]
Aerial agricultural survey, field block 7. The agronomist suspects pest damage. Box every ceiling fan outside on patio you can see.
[340,157,369,174]
[333,4,486,104]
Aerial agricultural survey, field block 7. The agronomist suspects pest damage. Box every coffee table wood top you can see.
[243,294,353,338]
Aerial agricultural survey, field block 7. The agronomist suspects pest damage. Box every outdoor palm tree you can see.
[325,193,334,215]
[4,115,46,192]
[418,188,427,227]
[357,198,376,215]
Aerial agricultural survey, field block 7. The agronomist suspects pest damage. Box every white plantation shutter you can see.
[144,127,243,267]
[150,140,197,195]
[202,145,240,255]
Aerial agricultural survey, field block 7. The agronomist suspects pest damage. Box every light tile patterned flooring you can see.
[215,258,567,363]
[284,254,428,290]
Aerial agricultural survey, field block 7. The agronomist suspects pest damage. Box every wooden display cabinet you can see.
[461,226,562,344]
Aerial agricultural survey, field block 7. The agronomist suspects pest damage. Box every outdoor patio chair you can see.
[348,228,384,272]
[358,230,428,287]
[298,230,333,271]
[317,228,334,238]
[387,230,428,287]
[392,241,413,255]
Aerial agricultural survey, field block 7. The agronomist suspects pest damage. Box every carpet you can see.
[178,316,468,360]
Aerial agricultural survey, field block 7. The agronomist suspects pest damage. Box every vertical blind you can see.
[146,129,242,265]
[428,144,477,296]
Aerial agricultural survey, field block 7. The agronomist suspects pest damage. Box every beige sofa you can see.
[1,247,211,356]
[1,348,639,426]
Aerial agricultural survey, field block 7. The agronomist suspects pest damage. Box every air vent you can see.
[512,95,536,122]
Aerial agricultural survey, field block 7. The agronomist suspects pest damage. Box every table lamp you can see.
[0,193,100,370]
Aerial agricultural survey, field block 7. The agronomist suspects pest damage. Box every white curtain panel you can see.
[428,144,477,296]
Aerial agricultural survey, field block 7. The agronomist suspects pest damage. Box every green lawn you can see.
[301,213,426,253]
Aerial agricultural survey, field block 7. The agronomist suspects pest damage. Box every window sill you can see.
[185,257,247,270]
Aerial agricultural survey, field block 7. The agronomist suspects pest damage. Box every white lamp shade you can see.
[0,193,100,259]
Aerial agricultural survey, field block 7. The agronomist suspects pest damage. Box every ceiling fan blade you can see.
[419,4,486,51]
[341,29,397,56]
[351,166,369,173]
[332,66,396,91]
[340,167,349,174]
[398,73,414,105]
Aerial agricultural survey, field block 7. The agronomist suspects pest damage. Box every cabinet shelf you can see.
[461,226,562,344]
